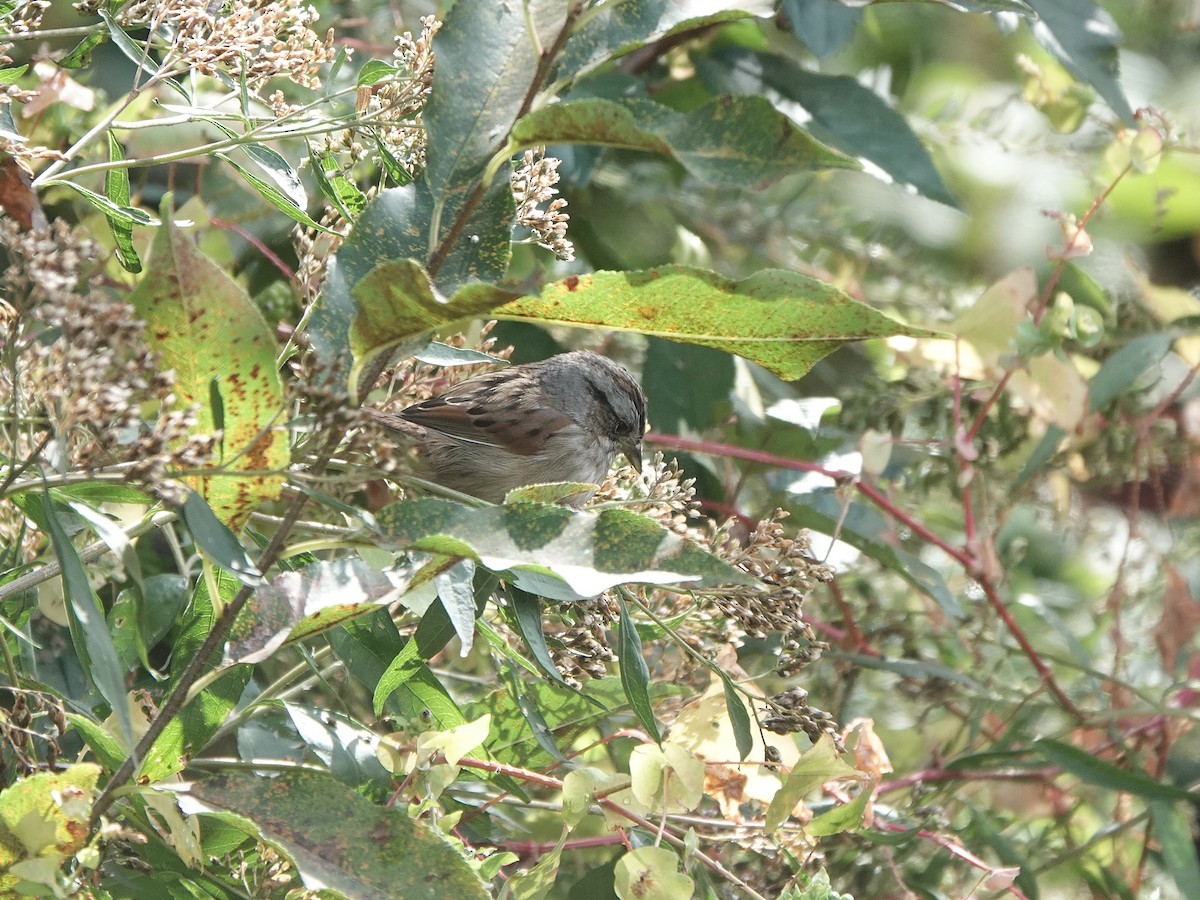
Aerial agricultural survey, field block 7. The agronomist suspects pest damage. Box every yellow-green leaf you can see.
[130,197,288,526]
[497,267,940,380]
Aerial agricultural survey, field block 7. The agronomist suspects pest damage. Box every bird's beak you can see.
[619,436,643,474]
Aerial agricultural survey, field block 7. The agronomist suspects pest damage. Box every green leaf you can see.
[356,59,398,86]
[779,0,862,57]
[100,10,159,77]
[435,558,479,655]
[616,592,661,743]
[239,141,308,210]
[43,490,134,750]
[789,491,961,618]
[310,182,513,383]
[59,32,107,68]
[138,575,252,783]
[109,574,188,670]
[364,603,461,721]
[764,735,858,834]
[704,49,956,206]
[1149,800,1200,899]
[497,267,939,381]
[373,498,760,600]
[234,559,416,663]
[130,197,289,527]
[221,157,328,231]
[561,0,772,78]
[719,673,753,761]
[347,257,519,402]
[1034,739,1200,803]
[463,679,628,771]
[1025,0,1133,123]
[644,339,733,433]
[422,0,562,203]
[44,179,157,225]
[0,764,101,859]
[1087,332,1172,411]
[499,667,569,765]
[828,651,985,691]
[104,131,141,273]
[308,143,367,222]
[180,492,262,584]
[614,846,693,900]
[183,770,488,899]
[507,588,568,684]
[285,703,392,787]
[806,788,869,837]
[66,714,125,773]
[511,95,856,189]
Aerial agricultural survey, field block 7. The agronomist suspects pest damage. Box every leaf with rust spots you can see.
[183,769,487,899]
[347,258,519,402]
[498,266,942,381]
[130,196,287,527]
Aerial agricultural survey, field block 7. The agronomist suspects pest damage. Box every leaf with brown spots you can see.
[184,769,488,900]
[497,266,942,381]
[130,197,288,527]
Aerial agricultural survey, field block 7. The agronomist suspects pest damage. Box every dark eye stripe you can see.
[586,376,644,436]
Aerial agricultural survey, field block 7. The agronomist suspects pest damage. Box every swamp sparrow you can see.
[372,350,646,504]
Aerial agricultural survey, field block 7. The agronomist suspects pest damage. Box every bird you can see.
[370,350,646,504]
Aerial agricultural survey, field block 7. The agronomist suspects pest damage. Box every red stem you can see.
[645,432,1084,719]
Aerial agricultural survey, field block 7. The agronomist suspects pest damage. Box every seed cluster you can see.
[512,148,575,262]
[0,219,218,509]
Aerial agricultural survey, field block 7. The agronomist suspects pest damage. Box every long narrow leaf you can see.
[616,592,661,743]
[104,131,141,272]
[43,490,134,751]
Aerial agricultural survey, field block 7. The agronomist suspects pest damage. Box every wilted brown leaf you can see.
[1153,566,1200,673]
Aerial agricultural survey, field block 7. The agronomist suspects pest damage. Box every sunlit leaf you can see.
[497,267,939,381]
[130,198,289,527]
[182,770,488,899]
[229,559,413,665]
[765,735,860,834]
[373,498,759,600]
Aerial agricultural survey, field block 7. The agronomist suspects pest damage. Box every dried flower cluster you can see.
[0,219,218,508]
[0,2,47,106]
[709,511,833,669]
[292,205,355,307]
[559,460,837,726]
[545,597,618,687]
[512,148,575,262]
[106,0,335,113]
[0,688,67,780]
[321,16,441,178]
[761,686,842,749]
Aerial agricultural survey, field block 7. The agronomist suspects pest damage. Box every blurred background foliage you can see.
[3,0,1200,897]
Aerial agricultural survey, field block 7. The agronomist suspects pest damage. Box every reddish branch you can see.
[645,432,1084,719]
